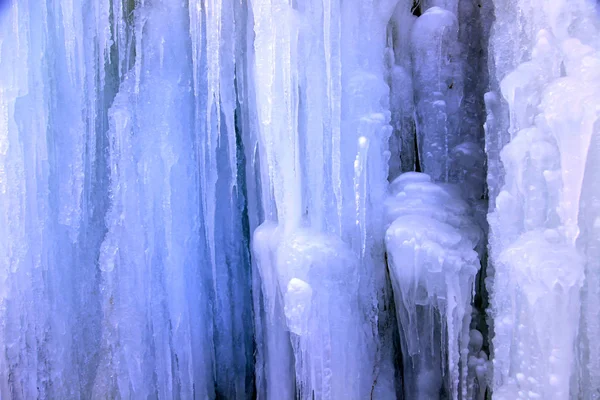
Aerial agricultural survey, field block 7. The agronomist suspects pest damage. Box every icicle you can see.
[0,0,108,395]
[249,0,401,398]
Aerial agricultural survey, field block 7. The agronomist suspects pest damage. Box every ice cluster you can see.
[1,0,599,399]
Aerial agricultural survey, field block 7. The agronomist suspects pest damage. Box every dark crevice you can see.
[411,0,422,17]
[234,74,257,400]
[413,126,422,173]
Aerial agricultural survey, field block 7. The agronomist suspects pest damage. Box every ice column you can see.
[190,0,255,397]
[411,6,462,183]
[249,0,400,398]
[410,1,488,199]
[386,3,490,399]
[486,0,600,397]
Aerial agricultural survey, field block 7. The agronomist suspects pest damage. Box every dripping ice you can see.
[0,0,599,399]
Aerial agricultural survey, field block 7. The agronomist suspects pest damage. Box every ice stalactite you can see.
[486,0,600,398]
[3,0,600,398]
[1,0,255,398]
[189,0,255,397]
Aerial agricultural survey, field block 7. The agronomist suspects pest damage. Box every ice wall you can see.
[0,0,254,398]
[93,3,214,397]
[189,0,255,396]
[0,0,108,396]
[2,0,600,398]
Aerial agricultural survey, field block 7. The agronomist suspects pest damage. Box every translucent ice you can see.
[249,0,401,398]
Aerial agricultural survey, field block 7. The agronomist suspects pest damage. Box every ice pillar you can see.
[486,0,600,397]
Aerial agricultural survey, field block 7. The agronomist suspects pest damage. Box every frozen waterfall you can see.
[1,0,600,399]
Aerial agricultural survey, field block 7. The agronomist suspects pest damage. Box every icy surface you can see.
[411,6,462,183]
[253,224,364,399]
[1,0,600,399]
[0,0,107,396]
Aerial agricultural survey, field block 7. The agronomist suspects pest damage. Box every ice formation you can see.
[486,1,600,398]
[0,0,600,399]
[385,172,483,399]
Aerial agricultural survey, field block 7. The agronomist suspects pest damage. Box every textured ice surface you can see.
[1,0,600,398]
[0,0,252,398]
[93,7,213,393]
[249,0,402,397]
[0,0,107,396]
[486,1,600,399]
[385,173,482,400]
[253,223,365,399]
[411,6,462,183]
